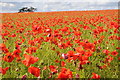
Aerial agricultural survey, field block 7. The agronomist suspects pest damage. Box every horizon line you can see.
[0,9,119,14]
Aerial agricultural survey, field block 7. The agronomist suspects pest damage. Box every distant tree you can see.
[18,7,37,13]
[28,7,37,12]
[18,7,27,12]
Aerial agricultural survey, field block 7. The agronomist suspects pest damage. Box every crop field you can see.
[0,9,120,79]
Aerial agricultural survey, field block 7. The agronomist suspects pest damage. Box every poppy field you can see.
[0,9,120,79]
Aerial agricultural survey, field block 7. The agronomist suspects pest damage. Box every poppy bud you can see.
[76,74,80,78]
[22,75,27,80]
[62,53,68,59]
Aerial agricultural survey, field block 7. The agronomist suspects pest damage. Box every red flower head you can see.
[58,68,72,78]
[32,25,43,33]
[111,50,118,56]
[75,46,84,54]
[83,43,95,51]
[13,49,21,57]
[83,26,91,30]
[67,50,78,61]
[79,56,90,65]
[0,43,6,49]
[91,73,100,79]
[2,48,9,54]
[105,55,114,63]
[22,54,38,67]
[102,49,110,55]
[84,51,92,57]
[25,47,37,54]
[49,65,58,74]
[28,40,35,46]
[3,53,14,62]
[28,66,40,77]
[61,61,66,67]
[0,67,9,75]
[15,44,21,50]
[0,43,9,53]
[68,51,74,57]
[74,31,82,36]
[11,33,16,37]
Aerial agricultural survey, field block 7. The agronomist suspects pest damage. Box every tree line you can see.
[18,7,37,13]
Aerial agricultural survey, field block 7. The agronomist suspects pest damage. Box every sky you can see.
[0,0,119,13]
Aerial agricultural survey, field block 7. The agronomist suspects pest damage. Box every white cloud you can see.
[0,1,118,13]
[43,4,48,11]
[9,4,15,7]
[41,1,117,12]
[0,2,15,7]
[2,0,119,2]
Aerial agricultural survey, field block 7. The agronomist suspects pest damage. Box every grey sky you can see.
[0,0,119,13]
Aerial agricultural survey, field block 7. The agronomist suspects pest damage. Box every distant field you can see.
[0,9,119,79]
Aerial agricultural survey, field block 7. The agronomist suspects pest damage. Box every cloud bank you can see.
[0,2,15,7]
[0,0,119,13]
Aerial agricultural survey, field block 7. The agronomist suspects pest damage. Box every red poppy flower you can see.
[11,33,16,37]
[80,57,90,65]
[15,44,21,50]
[28,40,35,46]
[32,25,43,33]
[21,75,27,80]
[75,46,84,54]
[58,68,72,78]
[102,49,110,55]
[55,59,60,63]
[62,27,69,32]
[43,66,47,70]
[91,73,100,79]
[83,26,91,30]
[65,41,73,47]
[28,66,40,77]
[79,42,95,51]
[74,31,82,36]
[22,54,38,67]
[67,51,78,61]
[116,47,120,49]
[2,48,9,54]
[49,65,58,74]
[105,55,113,63]
[0,43,6,49]
[13,49,21,57]
[0,43,9,53]
[84,51,92,57]
[68,51,74,57]
[118,57,120,60]
[16,56,21,62]
[3,53,14,62]
[0,67,9,75]
[111,50,118,56]
[97,65,107,69]
[61,61,66,67]
[25,47,37,54]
